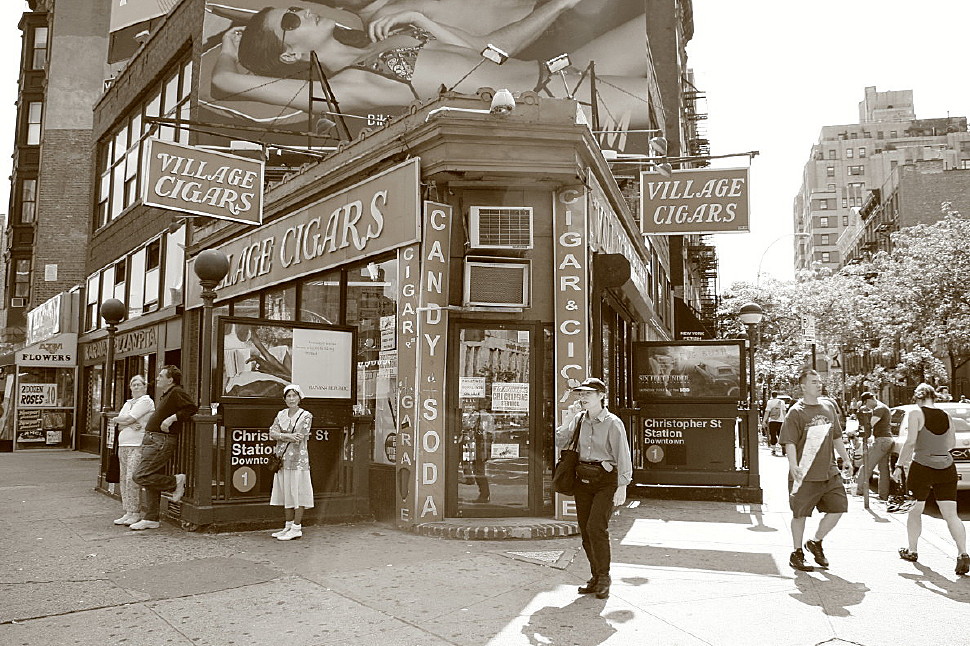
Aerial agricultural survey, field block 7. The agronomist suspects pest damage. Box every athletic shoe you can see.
[805,539,829,568]
[170,474,186,503]
[277,524,302,541]
[130,519,161,531]
[789,549,813,571]
[898,548,918,562]
[957,553,970,575]
[113,513,134,525]
[271,523,293,538]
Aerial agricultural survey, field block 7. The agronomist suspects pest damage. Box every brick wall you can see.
[898,164,970,226]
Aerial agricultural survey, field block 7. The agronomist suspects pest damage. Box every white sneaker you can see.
[170,474,187,503]
[113,513,133,525]
[130,519,161,531]
[276,524,302,541]
[271,522,293,538]
[124,514,142,526]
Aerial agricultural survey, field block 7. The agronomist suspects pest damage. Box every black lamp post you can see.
[194,249,229,411]
[738,302,764,410]
[99,298,127,412]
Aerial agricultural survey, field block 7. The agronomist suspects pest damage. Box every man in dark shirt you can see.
[130,365,197,531]
[854,392,893,501]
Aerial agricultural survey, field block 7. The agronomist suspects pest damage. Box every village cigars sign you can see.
[185,158,421,308]
[142,138,264,225]
[639,167,750,235]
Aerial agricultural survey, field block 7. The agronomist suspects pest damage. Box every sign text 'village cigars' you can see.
[639,167,750,235]
[142,138,264,225]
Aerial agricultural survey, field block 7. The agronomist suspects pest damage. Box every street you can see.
[2,447,969,646]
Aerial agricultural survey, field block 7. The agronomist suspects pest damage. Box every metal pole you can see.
[198,281,216,411]
[811,343,817,370]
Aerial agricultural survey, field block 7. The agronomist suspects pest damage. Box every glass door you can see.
[450,323,538,517]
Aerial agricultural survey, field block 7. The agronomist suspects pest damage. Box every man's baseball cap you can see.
[573,378,607,393]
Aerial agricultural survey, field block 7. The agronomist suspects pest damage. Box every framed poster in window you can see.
[632,341,744,403]
[217,316,355,401]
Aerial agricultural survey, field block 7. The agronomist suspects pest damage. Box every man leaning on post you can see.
[130,365,197,530]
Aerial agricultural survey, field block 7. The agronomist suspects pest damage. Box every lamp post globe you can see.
[738,302,764,326]
[100,298,127,326]
[194,249,230,285]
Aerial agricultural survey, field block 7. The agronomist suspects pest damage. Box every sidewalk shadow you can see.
[790,570,870,616]
[746,505,779,532]
[520,596,634,646]
[899,562,970,603]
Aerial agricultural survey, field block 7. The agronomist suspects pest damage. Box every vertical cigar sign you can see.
[404,201,452,524]
[553,187,590,518]
[395,242,420,526]
[142,138,264,225]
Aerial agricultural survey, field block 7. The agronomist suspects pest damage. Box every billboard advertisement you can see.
[639,167,751,235]
[198,0,650,148]
[632,341,744,403]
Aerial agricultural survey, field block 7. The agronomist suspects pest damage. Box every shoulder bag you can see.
[105,424,121,483]
[552,412,585,495]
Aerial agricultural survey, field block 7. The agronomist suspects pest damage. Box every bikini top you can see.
[348,26,434,99]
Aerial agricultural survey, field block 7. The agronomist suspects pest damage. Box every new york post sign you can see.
[639,167,750,235]
[142,138,264,225]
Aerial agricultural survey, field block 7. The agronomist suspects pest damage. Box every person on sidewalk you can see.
[269,384,314,541]
[894,383,970,575]
[556,377,632,599]
[762,391,787,456]
[131,365,197,531]
[780,368,853,571]
[112,375,155,526]
[461,401,494,503]
[853,392,893,501]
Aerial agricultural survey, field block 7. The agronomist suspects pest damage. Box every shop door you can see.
[449,323,541,517]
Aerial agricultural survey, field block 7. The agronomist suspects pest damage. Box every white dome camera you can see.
[490,89,515,115]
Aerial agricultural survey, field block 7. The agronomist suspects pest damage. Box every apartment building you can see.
[794,86,970,274]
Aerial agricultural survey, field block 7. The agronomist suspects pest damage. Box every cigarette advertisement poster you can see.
[492,382,529,412]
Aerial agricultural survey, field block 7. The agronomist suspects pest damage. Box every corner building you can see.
[82,0,699,527]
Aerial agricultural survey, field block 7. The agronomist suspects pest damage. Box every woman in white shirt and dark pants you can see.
[556,378,633,599]
[112,375,155,526]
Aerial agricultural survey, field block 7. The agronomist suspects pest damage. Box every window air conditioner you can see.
[469,206,533,250]
[463,257,530,308]
[10,298,26,308]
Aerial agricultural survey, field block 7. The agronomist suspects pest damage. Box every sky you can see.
[688,0,970,291]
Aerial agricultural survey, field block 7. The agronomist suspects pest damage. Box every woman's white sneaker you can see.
[129,519,161,530]
[113,513,133,525]
[276,524,302,541]
[271,521,293,538]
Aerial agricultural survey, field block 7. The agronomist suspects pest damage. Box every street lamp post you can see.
[739,302,764,410]
[99,299,127,412]
[756,233,811,284]
[194,249,230,411]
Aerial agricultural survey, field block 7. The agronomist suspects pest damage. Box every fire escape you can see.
[687,235,719,336]
[682,72,710,167]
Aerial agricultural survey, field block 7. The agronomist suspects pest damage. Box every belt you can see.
[579,460,602,465]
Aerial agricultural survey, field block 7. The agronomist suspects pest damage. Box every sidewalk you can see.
[1,447,968,645]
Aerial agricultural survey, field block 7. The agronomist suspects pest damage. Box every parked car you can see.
[888,403,970,492]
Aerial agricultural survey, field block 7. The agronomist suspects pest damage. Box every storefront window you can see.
[16,367,76,449]
[346,256,398,465]
[233,296,260,318]
[84,365,103,435]
[264,286,296,321]
[300,270,340,324]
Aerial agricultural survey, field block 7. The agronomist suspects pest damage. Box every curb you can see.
[413,519,579,540]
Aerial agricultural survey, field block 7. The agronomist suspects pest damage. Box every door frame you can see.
[446,319,545,517]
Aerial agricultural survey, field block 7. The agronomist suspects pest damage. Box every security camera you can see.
[490,89,515,115]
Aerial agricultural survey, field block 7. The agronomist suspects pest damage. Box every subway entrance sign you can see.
[630,341,760,498]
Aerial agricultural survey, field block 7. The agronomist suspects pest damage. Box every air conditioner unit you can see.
[469,206,533,250]
[10,298,26,308]
[464,257,530,308]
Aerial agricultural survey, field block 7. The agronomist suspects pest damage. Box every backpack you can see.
[767,399,783,421]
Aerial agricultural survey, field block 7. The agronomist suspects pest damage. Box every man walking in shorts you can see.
[780,368,853,571]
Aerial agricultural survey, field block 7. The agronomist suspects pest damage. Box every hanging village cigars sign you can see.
[142,138,264,225]
[639,167,750,235]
